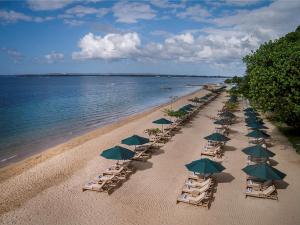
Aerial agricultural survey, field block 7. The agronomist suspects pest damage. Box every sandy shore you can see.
[1,89,300,225]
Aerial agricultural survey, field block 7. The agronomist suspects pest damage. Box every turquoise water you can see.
[0,75,224,166]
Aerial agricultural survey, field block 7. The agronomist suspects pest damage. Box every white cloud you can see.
[1,48,24,63]
[177,5,211,22]
[223,0,262,6]
[44,52,64,63]
[65,5,109,17]
[63,19,85,26]
[72,32,141,60]
[0,10,32,23]
[27,0,76,11]
[112,1,156,23]
[0,10,55,24]
[150,0,185,9]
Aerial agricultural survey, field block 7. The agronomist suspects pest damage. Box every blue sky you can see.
[0,0,299,76]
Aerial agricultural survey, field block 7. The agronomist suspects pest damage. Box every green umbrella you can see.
[245,111,259,116]
[245,118,264,125]
[153,118,173,132]
[219,111,236,118]
[242,163,286,180]
[246,123,268,129]
[244,107,255,112]
[100,145,135,160]
[246,130,270,139]
[185,158,225,175]
[242,145,275,158]
[214,119,231,125]
[204,133,230,142]
[121,135,149,149]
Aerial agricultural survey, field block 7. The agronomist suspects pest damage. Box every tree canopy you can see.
[240,26,300,127]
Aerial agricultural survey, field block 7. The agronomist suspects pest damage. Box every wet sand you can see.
[1,90,300,225]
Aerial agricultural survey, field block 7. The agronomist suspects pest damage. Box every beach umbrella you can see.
[246,123,268,130]
[214,119,231,125]
[246,130,270,139]
[101,145,135,161]
[243,107,255,112]
[242,163,286,180]
[242,145,275,158]
[219,111,236,118]
[185,104,196,108]
[245,111,260,116]
[185,158,225,175]
[121,135,149,150]
[204,133,230,142]
[153,118,173,132]
[245,118,264,125]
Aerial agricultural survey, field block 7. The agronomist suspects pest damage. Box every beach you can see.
[1,88,300,225]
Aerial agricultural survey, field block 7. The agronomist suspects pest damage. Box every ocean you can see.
[0,75,224,167]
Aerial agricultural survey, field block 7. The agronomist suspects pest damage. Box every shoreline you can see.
[0,87,203,183]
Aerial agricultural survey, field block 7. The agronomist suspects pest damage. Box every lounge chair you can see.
[188,173,205,181]
[182,182,212,195]
[82,180,113,193]
[245,185,278,200]
[176,192,210,207]
[132,151,151,161]
[247,179,272,190]
[185,178,212,188]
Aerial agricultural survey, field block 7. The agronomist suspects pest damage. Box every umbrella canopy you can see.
[185,158,225,175]
[245,111,260,116]
[246,123,268,129]
[246,130,270,139]
[243,107,255,112]
[185,104,196,108]
[153,118,173,125]
[219,111,236,118]
[121,135,149,146]
[204,133,230,142]
[242,145,275,158]
[100,145,135,160]
[242,163,286,180]
[214,119,231,125]
[245,118,264,125]
[180,106,193,111]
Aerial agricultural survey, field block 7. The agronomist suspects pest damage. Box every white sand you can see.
[1,90,300,225]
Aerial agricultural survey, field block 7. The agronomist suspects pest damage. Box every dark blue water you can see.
[0,75,224,166]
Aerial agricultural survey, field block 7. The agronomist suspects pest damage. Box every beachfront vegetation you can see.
[235,26,300,128]
[145,128,161,137]
[163,109,187,118]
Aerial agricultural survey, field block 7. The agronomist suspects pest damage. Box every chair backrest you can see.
[263,185,275,195]
[198,183,211,193]
[201,178,211,187]
[194,192,206,201]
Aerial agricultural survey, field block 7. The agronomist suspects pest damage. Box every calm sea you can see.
[0,75,224,166]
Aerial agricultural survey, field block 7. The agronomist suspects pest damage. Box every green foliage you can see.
[145,128,161,137]
[162,108,187,118]
[242,26,300,127]
[224,76,244,84]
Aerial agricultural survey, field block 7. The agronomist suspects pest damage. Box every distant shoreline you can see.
[0,73,231,78]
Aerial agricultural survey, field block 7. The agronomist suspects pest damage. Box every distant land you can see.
[0,73,231,78]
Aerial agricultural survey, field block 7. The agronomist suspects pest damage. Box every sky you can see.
[0,0,299,76]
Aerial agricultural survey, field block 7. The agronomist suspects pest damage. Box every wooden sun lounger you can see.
[132,150,151,161]
[185,178,212,188]
[182,181,212,195]
[247,179,272,190]
[82,180,114,193]
[176,192,210,207]
[245,185,278,200]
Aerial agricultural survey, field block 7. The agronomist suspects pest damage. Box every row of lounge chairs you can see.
[177,90,227,208]
[83,163,135,193]
[177,176,215,208]
[243,106,278,200]
[83,90,224,194]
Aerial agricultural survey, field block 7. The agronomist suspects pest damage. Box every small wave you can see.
[0,154,17,163]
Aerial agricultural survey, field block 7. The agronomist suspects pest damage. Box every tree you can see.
[242,26,300,127]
